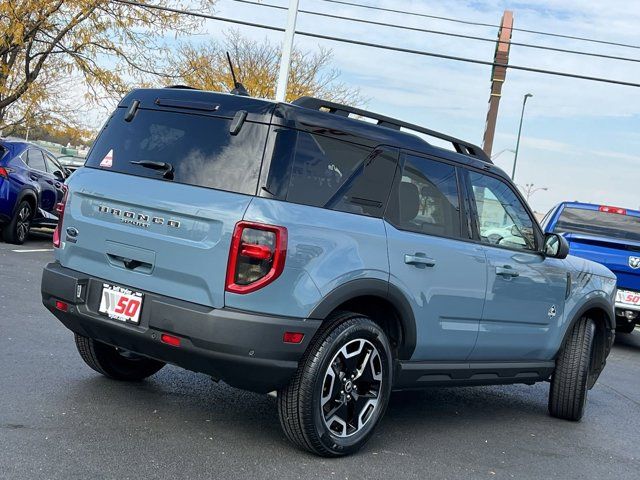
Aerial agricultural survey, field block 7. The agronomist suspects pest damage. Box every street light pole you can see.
[511,93,533,181]
[491,148,516,161]
[275,0,300,102]
[520,183,548,202]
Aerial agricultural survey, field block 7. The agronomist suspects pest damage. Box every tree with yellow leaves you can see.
[167,30,362,104]
[0,0,216,131]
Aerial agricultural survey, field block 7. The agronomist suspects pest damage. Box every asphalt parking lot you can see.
[1,237,639,480]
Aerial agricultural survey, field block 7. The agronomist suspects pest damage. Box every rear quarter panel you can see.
[0,150,31,219]
[226,197,389,318]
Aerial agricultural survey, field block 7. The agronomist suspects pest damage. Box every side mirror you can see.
[544,233,569,259]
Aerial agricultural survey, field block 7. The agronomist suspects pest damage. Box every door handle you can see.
[404,253,436,267]
[495,265,519,278]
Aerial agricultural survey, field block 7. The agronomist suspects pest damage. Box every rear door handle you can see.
[496,265,519,278]
[404,253,436,267]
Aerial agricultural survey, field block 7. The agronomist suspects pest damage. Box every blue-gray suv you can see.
[41,88,617,456]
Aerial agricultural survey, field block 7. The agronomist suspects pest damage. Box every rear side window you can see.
[555,207,640,242]
[27,149,46,172]
[386,154,461,238]
[266,128,397,217]
[85,108,268,195]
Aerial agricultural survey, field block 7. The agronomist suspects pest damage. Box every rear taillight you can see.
[52,186,69,248]
[599,205,627,215]
[0,167,8,179]
[226,221,287,294]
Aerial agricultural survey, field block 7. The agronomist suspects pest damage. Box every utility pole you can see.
[481,10,513,157]
[275,0,300,102]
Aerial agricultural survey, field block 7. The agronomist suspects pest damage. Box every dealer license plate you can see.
[616,289,640,307]
[98,283,144,324]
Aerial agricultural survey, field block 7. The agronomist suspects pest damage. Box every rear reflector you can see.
[55,300,69,312]
[599,205,627,215]
[160,333,181,347]
[0,167,8,179]
[283,332,304,344]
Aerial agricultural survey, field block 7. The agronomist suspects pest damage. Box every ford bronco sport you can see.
[41,88,616,457]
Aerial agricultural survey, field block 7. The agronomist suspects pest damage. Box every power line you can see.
[230,0,640,64]
[111,0,640,88]
[114,0,286,32]
[317,0,640,51]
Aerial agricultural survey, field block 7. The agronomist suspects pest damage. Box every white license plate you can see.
[98,283,144,324]
[616,289,640,307]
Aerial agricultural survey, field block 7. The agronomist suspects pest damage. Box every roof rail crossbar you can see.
[292,96,492,164]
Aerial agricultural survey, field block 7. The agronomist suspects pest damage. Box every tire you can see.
[548,316,595,421]
[616,322,636,334]
[3,200,33,244]
[74,334,165,381]
[277,311,393,457]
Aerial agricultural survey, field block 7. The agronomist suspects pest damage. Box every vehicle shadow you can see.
[58,367,551,455]
[614,330,640,351]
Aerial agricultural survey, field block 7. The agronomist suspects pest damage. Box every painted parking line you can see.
[11,248,54,253]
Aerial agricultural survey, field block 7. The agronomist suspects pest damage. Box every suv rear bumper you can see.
[41,262,321,392]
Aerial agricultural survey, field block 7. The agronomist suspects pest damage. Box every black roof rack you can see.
[292,96,492,164]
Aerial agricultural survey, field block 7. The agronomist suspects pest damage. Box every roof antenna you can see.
[226,52,249,96]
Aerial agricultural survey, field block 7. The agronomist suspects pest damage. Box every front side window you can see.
[386,154,461,238]
[468,171,536,251]
[44,154,64,177]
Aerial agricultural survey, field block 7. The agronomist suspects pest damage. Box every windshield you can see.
[555,207,640,242]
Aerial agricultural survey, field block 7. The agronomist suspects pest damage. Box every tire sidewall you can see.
[309,319,393,456]
[5,200,32,244]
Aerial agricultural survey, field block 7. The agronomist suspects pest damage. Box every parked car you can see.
[0,139,68,244]
[56,154,85,173]
[543,202,640,334]
[41,88,616,456]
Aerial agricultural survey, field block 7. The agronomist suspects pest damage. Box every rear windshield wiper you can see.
[130,160,174,180]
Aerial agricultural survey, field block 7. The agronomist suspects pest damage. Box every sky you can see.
[102,0,640,213]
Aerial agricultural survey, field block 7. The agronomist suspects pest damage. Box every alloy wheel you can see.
[321,338,383,438]
[16,204,31,242]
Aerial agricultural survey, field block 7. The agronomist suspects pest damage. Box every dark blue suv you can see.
[0,139,68,244]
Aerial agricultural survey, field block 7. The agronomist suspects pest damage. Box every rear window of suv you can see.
[555,207,640,242]
[85,107,269,195]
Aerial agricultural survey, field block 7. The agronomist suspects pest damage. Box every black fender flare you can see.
[13,188,38,217]
[562,296,615,343]
[308,278,417,360]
